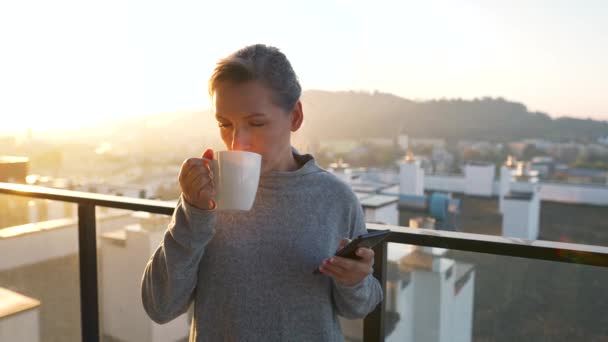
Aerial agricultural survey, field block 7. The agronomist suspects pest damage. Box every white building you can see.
[0,288,40,342]
[340,245,475,342]
[398,134,409,150]
[364,137,395,147]
[501,189,541,240]
[100,213,189,342]
[499,165,515,213]
[358,194,399,226]
[464,163,495,197]
[27,199,76,223]
[410,138,446,148]
[0,209,136,271]
[399,159,424,196]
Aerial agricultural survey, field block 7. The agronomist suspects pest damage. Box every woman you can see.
[141,44,383,341]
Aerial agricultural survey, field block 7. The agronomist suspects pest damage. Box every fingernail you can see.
[203,148,214,160]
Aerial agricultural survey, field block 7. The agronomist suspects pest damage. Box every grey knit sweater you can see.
[141,153,383,341]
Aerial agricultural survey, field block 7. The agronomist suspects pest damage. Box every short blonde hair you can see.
[208,44,301,112]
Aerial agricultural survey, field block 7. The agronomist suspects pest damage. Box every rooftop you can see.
[451,194,608,246]
[0,287,40,319]
[358,194,399,208]
[0,156,29,164]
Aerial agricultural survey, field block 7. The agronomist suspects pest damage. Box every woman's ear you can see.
[290,101,304,132]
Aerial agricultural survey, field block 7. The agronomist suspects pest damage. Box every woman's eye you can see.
[250,122,266,127]
[218,122,232,128]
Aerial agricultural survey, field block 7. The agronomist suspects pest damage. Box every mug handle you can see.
[209,159,220,209]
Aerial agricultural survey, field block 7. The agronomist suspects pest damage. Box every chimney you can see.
[501,187,540,240]
[409,216,435,229]
[398,134,409,150]
[399,153,424,196]
[499,164,515,213]
[464,163,495,197]
[339,245,475,342]
[100,220,190,342]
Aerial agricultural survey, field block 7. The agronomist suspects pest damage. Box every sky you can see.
[1,0,607,133]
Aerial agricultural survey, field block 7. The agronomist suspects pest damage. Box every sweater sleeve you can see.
[141,194,217,324]
[331,201,384,319]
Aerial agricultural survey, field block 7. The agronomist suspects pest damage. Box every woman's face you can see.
[212,80,301,173]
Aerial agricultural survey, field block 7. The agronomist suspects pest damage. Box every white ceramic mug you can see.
[210,150,262,211]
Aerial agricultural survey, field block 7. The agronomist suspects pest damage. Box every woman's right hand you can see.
[178,149,216,210]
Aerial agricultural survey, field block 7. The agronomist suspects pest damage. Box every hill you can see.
[49,90,607,146]
[300,90,608,143]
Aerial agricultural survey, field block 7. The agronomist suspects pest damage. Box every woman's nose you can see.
[231,128,252,151]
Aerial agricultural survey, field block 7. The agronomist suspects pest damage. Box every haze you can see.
[1,0,607,133]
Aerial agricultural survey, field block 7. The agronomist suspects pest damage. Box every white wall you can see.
[425,175,466,193]
[28,200,76,223]
[364,203,399,226]
[464,165,495,197]
[530,192,540,239]
[0,220,77,271]
[386,278,415,342]
[451,271,475,342]
[342,248,475,342]
[398,134,409,150]
[0,309,40,342]
[509,181,608,206]
[0,288,40,342]
[509,182,535,193]
[340,243,415,342]
[424,176,608,207]
[499,166,513,213]
[502,191,540,240]
[411,259,454,342]
[0,212,136,271]
[399,162,424,196]
[426,175,500,196]
[386,257,474,342]
[502,199,532,239]
[100,225,189,342]
[538,183,608,206]
[46,200,76,220]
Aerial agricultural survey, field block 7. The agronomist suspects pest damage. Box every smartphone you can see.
[313,229,391,274]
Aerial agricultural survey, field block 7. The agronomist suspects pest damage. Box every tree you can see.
[522,145,543,160]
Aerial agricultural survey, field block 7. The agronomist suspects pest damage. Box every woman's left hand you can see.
[318,238,374,286]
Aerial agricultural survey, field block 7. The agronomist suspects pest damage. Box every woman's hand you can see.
[318,238,374,286]
[178,149,216,210]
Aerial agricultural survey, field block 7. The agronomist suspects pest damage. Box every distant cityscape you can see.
[1,102,607,341]
[312,134,608,184]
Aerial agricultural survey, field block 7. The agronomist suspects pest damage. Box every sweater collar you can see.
[261,151,321,179]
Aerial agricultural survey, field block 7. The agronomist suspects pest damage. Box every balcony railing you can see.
[1,182,608,342]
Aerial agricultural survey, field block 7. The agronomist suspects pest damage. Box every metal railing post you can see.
[78,204,99,342]
[363,240,388,342]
